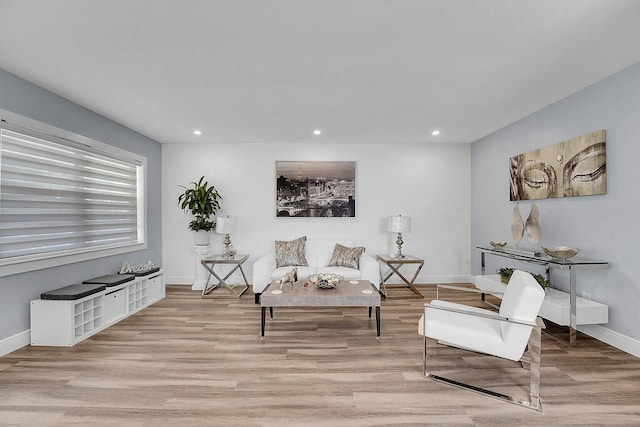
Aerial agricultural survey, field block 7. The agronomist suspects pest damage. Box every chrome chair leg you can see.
[423,318,544,412]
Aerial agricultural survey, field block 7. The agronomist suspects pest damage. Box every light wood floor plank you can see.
[1,284,639,426]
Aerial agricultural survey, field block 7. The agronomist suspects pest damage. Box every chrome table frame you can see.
[376,254,424,299]
[200,254,250,298]
[477,246,608,346]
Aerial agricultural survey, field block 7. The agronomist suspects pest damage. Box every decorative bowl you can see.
[489,241,507,249]
[308,273,343,289]
[542,246,580,260]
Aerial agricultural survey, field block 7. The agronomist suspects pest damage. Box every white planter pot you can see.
[193,230,211,246]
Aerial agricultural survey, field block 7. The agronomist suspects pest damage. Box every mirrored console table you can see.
[476,246,608,346]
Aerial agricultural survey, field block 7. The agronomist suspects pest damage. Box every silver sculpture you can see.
[511,202,524,249]
[525,202,542,254]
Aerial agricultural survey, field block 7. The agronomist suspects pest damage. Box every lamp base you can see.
[394,232,405,259]
[222,234,237,259]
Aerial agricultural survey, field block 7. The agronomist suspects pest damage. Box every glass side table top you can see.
[201,254,249,264]
[376,254,423,263]
[476,246,607,266]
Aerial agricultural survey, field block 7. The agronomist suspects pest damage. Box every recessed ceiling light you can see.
[313,129,322,135]
[193,130,202,135]
[432,130,440,136]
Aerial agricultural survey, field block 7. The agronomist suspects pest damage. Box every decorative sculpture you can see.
[525,202,542,254]
[511,202,524,249]
[280,267,298,290]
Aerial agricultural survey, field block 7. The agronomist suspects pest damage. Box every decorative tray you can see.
[308,273,343,289]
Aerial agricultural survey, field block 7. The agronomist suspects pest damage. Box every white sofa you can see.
[252,239,380,303]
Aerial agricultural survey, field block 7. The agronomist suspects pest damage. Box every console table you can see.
[476,246,608,345]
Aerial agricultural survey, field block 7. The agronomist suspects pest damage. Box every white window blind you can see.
[0,119,144,268]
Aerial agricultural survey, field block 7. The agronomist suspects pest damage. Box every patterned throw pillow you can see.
[275,236,308,268]
[328,243,365,269]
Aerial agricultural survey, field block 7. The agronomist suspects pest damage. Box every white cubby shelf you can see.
[30,271,164,347]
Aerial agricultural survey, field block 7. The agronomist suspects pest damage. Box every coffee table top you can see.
[261,279,380,307]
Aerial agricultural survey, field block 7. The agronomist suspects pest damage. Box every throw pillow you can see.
[328,243,365,269]
[275,236,308,268]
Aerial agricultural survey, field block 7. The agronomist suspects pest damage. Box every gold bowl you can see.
[542,246,580,260]
[490,241,507,249]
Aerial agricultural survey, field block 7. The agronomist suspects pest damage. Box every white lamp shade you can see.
[216,216,238,234]
[388,215,411,233]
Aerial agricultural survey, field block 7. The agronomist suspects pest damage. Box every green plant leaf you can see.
[177,176,223,231]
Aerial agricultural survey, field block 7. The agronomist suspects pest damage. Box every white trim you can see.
[0,243,147,277]
[418,274,472,284]
[578,324,640,358]
[0,329,30,357]
[384,274,472,285]
[164,276,197,286]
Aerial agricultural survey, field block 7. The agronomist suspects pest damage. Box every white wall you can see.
[162,142,471,286]
[471,61,640,355]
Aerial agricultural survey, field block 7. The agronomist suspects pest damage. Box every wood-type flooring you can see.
[1,284,639,426]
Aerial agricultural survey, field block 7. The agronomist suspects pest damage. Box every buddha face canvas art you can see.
[509,130,606,201]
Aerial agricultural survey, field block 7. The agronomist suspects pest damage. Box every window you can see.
[0,112,146,277]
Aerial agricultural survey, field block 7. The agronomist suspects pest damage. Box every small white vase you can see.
[193,230,211,246]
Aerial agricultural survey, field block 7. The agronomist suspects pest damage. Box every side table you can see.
[201,254,250,298]
[376,254,425,299]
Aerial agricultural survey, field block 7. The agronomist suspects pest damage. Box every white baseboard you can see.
[386,274,471,285]
[0,330,30,357]
[164,275,196,286]
[578,324,640,358]
[422,275,472,284]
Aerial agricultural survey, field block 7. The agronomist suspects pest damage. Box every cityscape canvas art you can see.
[276,161,356,217]
[509,130,606,201]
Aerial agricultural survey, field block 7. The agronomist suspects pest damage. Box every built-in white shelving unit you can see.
[31,271,164,347]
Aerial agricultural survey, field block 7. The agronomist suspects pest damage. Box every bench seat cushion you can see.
[41,284,106,300]
[83,274,135,287]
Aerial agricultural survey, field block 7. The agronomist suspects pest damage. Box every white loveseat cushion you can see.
[317,266,362,280]
[271,266,317,282]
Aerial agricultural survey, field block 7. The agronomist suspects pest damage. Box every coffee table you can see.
[260,279,381,339]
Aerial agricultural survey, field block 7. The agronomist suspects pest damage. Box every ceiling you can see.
[1,0,640,145]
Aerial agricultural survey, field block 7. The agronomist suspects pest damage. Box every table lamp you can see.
[388,214,411,259]
[216,215,238,259]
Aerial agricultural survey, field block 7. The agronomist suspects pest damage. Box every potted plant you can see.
[498,267,515,284]
[497,267,549,289]
[178,176,222,245]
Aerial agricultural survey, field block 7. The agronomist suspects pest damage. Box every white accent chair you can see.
[418,270,546,411]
